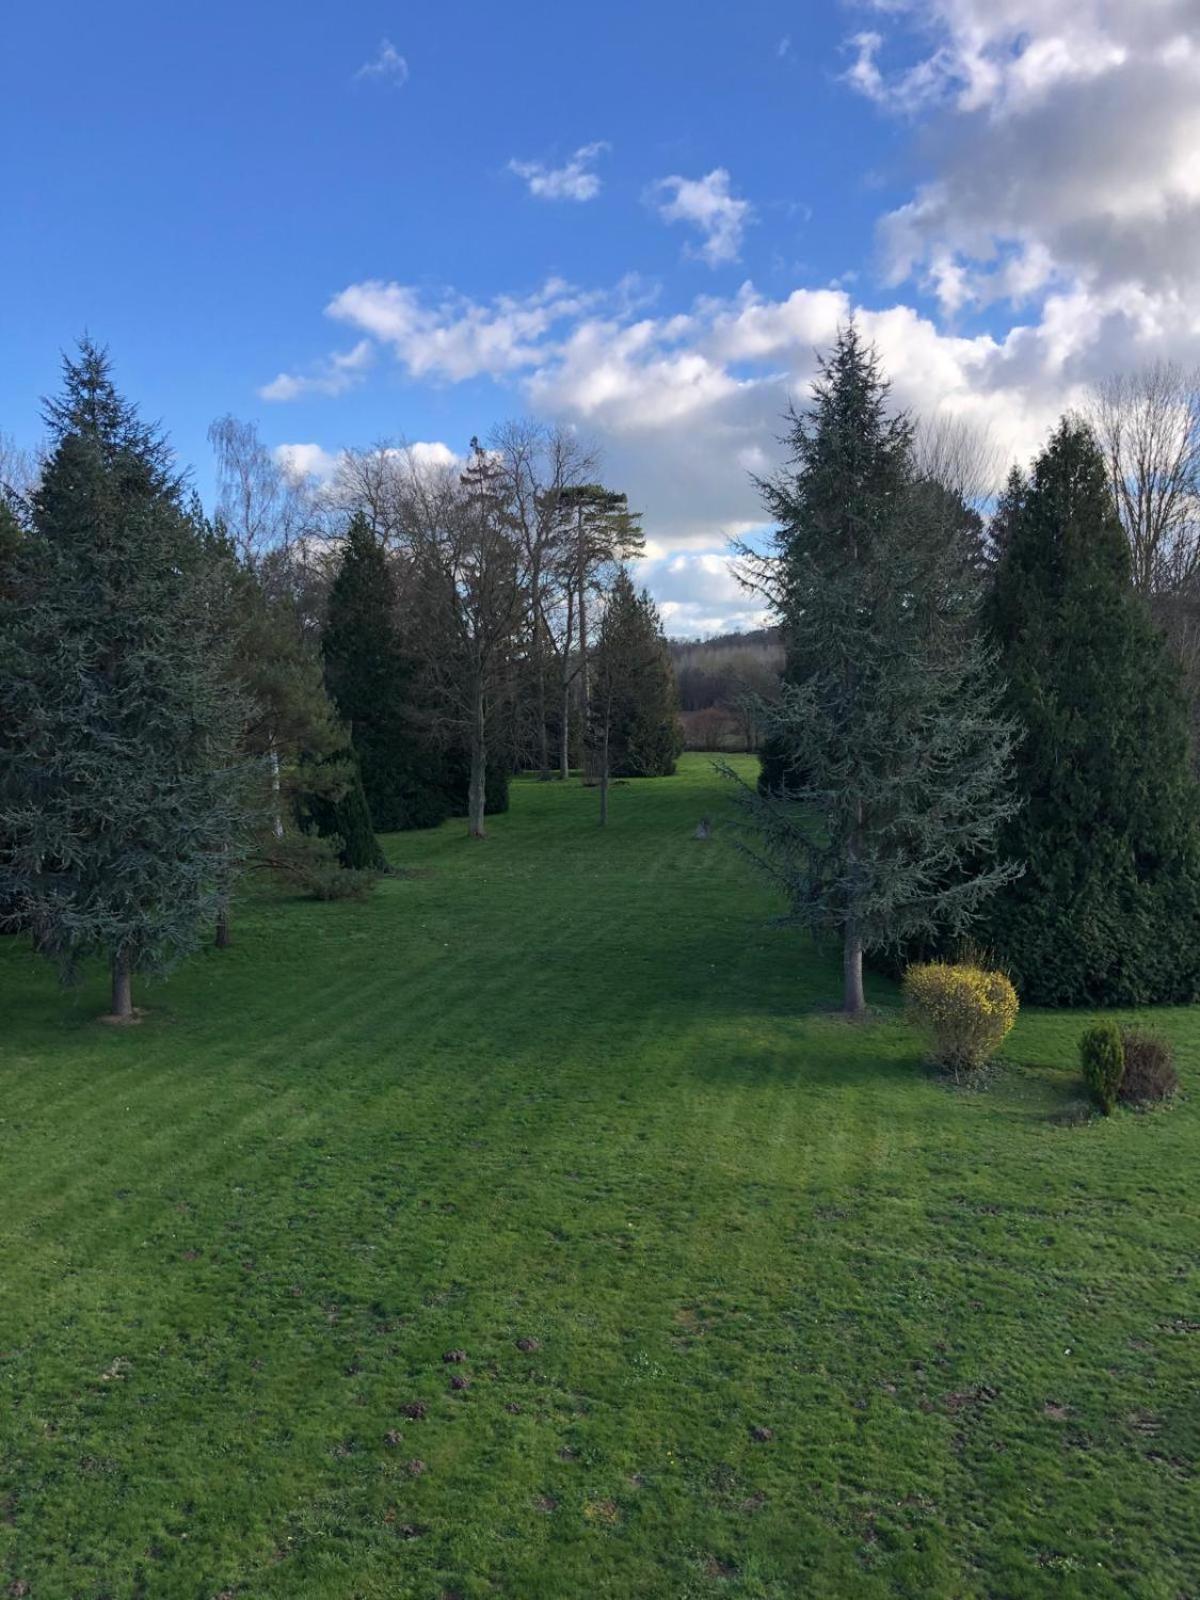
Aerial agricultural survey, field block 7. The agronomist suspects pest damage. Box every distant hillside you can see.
[668,627,783,750]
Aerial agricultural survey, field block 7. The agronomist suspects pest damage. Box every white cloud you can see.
[777,36,792,59]
[844,1,1200,313]
[355,38,409,86]
[275,439,458,483]
[508,142,609,202]
[648,169,753,267]
[274,442,340,481]
[258,340,374,402]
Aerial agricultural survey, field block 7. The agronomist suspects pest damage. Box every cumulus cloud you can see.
[313,269,1180,544]
[275,439,458,483]
[259,340,374,402]
[648,169,754,266]
[844,1,1200,312]
[508,142,609,202]
[265,2,1200,630]
[355,38,409,87]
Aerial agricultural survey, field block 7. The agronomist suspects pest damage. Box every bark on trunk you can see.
[268,738,284,839]
[598,708,610,825]
[468,684,487,839]
[110,954,133,1019]
[215,904,231,949]
[559,587,574,780]
[843,927,865,1017]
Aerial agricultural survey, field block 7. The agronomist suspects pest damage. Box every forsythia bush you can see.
[903,962,1019,1075]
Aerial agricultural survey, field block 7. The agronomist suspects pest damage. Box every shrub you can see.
[1079,1021,1124,1114]
[903,962,1019,1076]
[1119,1029,1179,1106]
[267,832,380,902]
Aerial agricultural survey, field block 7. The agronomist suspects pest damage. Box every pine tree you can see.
[980,418,1200,1005]
[0,341,251,1018]
[322,513,450,832]
[731,327,1018,1014]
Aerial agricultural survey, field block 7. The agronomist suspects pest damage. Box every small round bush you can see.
[1119,1029,1179,1106]
[903,962,1019,1077]
[1079,1021,1124,1114]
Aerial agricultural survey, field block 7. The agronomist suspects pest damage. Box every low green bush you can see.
[1079,1021,1124,1114]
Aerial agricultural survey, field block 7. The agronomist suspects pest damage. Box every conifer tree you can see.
[732,327,1018,1014]
[322,513,450,832]
[980,418,1200,1005]
[589,570,684,823]
[0,341,251,1018]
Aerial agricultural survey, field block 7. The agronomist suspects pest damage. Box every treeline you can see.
[670,629,783,751]
[735,328,1200,1012]
[0,344,684,1018]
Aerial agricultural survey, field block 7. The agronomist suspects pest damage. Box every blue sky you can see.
[5,1,1197,632]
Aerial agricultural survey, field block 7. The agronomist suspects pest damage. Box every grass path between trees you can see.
[1,756,1198,1598]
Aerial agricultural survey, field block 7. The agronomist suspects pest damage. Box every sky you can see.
[4,0,1200,634]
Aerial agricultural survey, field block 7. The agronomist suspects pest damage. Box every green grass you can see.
[2,755,1198,1599]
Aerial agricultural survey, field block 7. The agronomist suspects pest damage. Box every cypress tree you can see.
[981,418,1200,1005]
[591,571,684,779]
[322,514,450,832]
[0,341,251,1018]
[731,327,1018,1014]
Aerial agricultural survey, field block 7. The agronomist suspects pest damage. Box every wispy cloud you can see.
[354,38,409,87]
[258,340,374,402]
[777,36,792,59]
[648,169,753,266]
[507,142,610,202]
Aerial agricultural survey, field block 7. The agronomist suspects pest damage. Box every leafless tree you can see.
[489,420,596,778]
[1088,362,1200,596]
[0,431,42,503]
[913,413,1006,517]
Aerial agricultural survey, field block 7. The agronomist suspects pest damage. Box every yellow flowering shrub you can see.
[902,961,1018,1076]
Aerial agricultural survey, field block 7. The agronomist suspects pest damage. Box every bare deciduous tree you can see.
[1088,362,1200,595]
[489,421,595,778]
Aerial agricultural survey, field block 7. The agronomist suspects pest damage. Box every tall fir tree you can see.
[980,418,1200,1005]
[733,327,1018,1014]
[0,341,252,1018]
[322,513,450,832]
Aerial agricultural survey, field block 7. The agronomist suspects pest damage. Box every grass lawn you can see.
[1,754,1198,1599]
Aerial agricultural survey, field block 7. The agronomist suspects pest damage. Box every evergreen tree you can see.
[322,514,450,832]
[293,750,389,871]
[590,571,684,783]
[980,418,1200,1005]
[0,341,251,1018]
[731,327,1018,1014]
[200,520,383,938]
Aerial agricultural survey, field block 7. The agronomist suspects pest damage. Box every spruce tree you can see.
[322,514,450,832]
[980,418,1200,1005]
[0,342,251,1018]
[732,327,1018,1014]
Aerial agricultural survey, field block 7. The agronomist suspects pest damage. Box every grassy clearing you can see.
[1,755,1198,1598]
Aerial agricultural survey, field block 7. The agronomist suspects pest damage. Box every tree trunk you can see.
[598,699,611,825]
[110,953,133,1019]
[215,904,231,949]
[559,587,574,780]
[268,736,284,839]
[468,683,487,839]
[843,927,865,1017]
